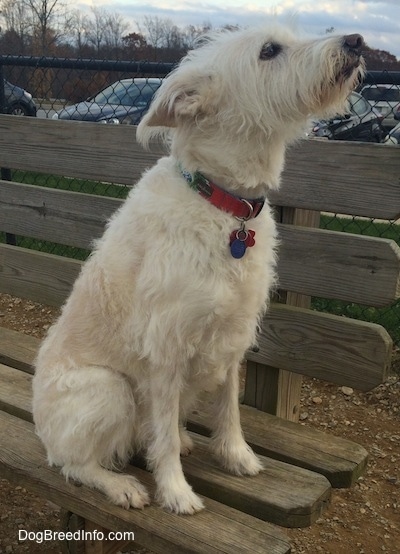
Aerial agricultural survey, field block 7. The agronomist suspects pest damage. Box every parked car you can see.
[2,79,37,116]
[53,78,162,124]
[383,108,400,145]
[359,83,400,129]
[309,91,384,142]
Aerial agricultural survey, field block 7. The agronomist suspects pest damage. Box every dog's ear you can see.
[139,70,216,131]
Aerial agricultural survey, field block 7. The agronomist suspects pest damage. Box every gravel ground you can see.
[0,293,399,554]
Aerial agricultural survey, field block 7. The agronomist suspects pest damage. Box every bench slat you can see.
[1,116,399,219]
[0,366,330,528]
[0,115,162,186]
[0,354,367,488]
[0,244,81,306]
[188,399,368,489]
[0,180,120,249]
[0,291,391,392]
[248,304,392,392]
[0,411,290,553]
[277,224,400,307]
[2,208,400,306]
[275,140,400,219]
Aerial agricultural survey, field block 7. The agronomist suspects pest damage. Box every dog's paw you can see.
[212,440,264,476]
[179,428,194,457]
[158,483,204,514]
[107,475,150,510]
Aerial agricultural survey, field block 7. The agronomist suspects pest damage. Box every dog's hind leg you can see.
[33,365,149,509]
[146,372,204,514]
[210,365,263,476]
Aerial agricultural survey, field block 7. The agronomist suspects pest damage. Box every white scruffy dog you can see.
[33,22,364,514]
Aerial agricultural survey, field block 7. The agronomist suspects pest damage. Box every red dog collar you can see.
[181,168,265,220]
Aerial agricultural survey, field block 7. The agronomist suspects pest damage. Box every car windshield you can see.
[91,82,157,107]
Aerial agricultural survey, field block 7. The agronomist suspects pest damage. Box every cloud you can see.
[74,0,400,57]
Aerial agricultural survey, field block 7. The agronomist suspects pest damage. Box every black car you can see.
[53,78,162,124]
[310,92,383,142]
[3,80,37,116]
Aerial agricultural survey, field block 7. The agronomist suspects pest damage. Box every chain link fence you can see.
[0,56,399,345]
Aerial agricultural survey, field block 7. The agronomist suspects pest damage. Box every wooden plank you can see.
[0,412,291,553]
[249,208,320,420]
[0,180,121,249]
[0,362,365,489]
[1,195,400,307]
[0,327,38,374]
[0,363,32,421]
[0,115,163,186]
[0,244,81,306]
[188,399,369,489]
[271,139,400,219]
[0,298,392,391]
[277,224,400,306]
[0,366,330,528]
[1,116,399,219]
[183,433,331,528]
[248,304,392,391]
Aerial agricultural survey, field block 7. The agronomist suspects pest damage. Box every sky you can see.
[75,0,400,59]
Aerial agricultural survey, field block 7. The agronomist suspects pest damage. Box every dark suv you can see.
[2,80,37,116]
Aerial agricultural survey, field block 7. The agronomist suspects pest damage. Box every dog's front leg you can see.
[146,373,204,514]
[210,365,263,476]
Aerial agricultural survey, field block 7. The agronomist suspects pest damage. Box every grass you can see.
[12,169,129,199]
[315,214,400,346]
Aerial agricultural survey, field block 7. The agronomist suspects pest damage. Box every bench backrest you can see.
[1,115,399,417]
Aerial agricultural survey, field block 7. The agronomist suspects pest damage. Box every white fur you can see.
[33,21,364,514]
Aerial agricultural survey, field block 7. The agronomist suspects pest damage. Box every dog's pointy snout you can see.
[343,34,364,54]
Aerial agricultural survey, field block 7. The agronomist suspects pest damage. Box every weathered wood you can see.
[0,360,366,488]
[0,363,32,421]
[0,412,291,553]
[273,139,400,219]
[0,244,81,306]
[1,116,399,219]
[2,195,400,307]
[188,398,369,488]
[0,327,38,374]
[0,180,120,249]
[183,433,331,528]
[0,115,163,186]
[276,224,400,307]
[246,207,320,420]
[248,304,392,391]
[0,298,391,391]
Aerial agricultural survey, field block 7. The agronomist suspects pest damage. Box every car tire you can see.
[8,103,30,116]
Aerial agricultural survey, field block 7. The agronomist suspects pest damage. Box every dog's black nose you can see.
[343,34,364,55]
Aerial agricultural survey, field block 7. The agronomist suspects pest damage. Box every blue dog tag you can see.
[230,239,246,259]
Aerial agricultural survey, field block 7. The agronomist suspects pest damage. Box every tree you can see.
[0,0,31,53]
[23,0,69,54]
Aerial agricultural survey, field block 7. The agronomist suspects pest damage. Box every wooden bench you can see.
[1,114,399,553]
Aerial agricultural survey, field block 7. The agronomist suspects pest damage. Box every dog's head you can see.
[137,22,365,191]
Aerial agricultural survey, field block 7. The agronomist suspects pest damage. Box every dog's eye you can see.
[259,42,281,60]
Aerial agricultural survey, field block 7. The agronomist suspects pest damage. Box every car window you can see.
[92,81,159,107]
[349,95,369,117]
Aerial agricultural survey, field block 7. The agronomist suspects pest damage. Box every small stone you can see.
[341,386,354,396]
[299,412,309,421]
[312,396,323,404]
